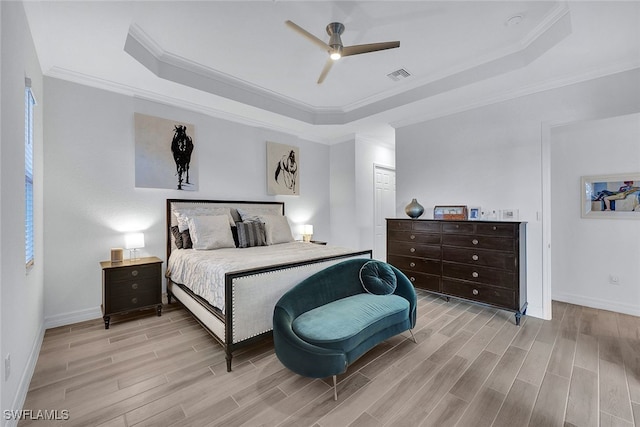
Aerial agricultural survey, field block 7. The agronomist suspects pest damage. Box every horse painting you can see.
[274,149,298,194]
[171,125,193,190]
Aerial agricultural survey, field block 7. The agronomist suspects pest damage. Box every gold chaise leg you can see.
[409,329,417,343]
[333,375,338,401]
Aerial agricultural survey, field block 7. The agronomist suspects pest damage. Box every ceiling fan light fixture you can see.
[330,46,342,60]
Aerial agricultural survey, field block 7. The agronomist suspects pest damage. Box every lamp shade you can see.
[125,232,145,249]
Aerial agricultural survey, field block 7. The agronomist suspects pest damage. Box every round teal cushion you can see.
[359,261,397,295]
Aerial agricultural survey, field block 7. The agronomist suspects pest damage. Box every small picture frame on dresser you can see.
[434,205,468,220]
[468,207,481,220]
[500,209,519,221]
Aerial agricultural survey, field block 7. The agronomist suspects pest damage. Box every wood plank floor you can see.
[19,291,640,426]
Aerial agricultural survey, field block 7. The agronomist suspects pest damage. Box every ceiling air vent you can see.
[387,68,411,81]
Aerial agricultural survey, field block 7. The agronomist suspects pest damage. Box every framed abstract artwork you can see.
[267,141,299,195]
[134,113,197,191]
[581,173,640,219]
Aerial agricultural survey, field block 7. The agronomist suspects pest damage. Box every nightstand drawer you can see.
[108,264,160,282]
[109,290,159,313]
[109,277,158,298]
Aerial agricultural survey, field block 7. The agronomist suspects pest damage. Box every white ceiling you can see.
[23,1,640,144]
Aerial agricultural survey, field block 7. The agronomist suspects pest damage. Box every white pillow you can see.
[174,207,234,232]
[237,206,283,222]
[259,215,294,245]
[187,215,236,250]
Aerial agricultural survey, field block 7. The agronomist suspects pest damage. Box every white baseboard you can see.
[552,292,640,317]
[44,307,102,329]
[4,323,45,427]
[524,304,545,320]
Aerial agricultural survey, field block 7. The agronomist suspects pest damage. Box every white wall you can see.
[43,77,332,326]
[1,1,45,422]
[329,136,395,252]
[395,68,640,319]
[551,113,640,315]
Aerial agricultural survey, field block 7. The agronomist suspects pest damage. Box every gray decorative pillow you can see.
[259,214,294,245]
[187,215,235,250]
[236,222,267,248]
[359,261,397,295]
[171,225,183,249]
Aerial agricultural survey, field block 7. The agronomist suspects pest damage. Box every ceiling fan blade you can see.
[285,20,330,51]
[317,58,334,84]
[341,41,400,57]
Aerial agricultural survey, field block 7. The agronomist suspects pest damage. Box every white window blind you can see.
[25,79,35,268]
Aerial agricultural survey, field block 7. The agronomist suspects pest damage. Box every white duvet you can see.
[167,242,358,313]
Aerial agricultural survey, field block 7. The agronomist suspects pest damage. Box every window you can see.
[25,79,35,268]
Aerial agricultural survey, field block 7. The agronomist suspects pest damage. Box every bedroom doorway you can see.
[374,165,396,261]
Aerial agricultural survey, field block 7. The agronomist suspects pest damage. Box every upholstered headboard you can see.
[166,199,285,258]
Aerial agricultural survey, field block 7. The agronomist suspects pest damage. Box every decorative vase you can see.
[405,198,424,219]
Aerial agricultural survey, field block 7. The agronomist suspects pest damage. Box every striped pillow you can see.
[236,221,267,248]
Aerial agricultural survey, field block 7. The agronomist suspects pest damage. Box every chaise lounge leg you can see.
[409,329,417,344]
[333,375,338,401]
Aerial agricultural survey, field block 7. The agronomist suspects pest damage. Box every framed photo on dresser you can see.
[433,205,468,220]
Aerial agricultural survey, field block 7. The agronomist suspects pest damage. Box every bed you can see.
[165,199,372,371]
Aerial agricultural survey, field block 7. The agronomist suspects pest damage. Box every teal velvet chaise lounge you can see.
[273,258,417,399]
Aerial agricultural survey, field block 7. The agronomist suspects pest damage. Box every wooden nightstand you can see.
[100,256,163,329]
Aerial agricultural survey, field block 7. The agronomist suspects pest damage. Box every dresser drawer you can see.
[442,247,516,270]
[388,230,441,245]
[402,271,440,292]
[388,255,441,275]
[412,221,442,233]
[387,241,441,259]
[109,290,160,313]
[442,223,475,234]
[387,220,412,231]
[476,223,516,237]
[107,263,160,283]
[442,234,514,251]
[109,277,158,298]
[442,279,515,309]
[442,263,515,288]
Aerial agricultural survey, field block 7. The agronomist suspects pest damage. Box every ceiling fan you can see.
[285,20,400,84]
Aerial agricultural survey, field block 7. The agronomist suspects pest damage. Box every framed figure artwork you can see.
[581,173,640,219]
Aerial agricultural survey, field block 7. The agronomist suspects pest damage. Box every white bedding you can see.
[167,241,357,313]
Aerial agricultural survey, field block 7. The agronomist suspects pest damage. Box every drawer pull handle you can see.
[410,277,416,282]
[410,235,416,240]
[131,270,139,277]
[472,272,479,278]
[409,262,416,268]
[455,225,459,229]
[472,239,479,245]
[131,297,138,304]
[472,289,479,296]
[492,226,497,231]
[410,248,416,253]
[132,283,138,290]
[472,255,479,261]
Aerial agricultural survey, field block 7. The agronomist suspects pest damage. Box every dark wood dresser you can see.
[100,256,163,329]
[387,219,527,325]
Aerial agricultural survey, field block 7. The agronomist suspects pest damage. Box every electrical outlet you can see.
[609,274,620,285]
[4,354,10,381]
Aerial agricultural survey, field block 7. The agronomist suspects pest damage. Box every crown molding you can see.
[390,61,640,129]
[44,66,331,144]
